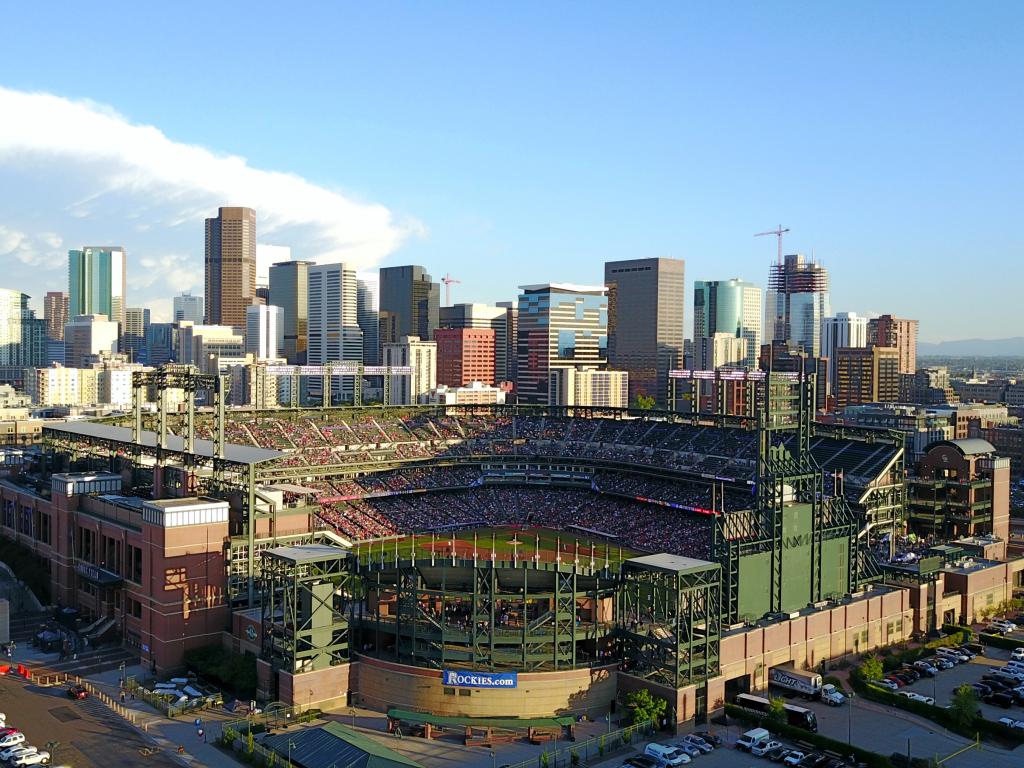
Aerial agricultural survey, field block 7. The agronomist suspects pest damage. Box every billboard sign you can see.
[442,670,518,688]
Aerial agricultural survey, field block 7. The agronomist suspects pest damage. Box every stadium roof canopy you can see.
[43,421,283,465]
[388,708,576,729]
[928,438,996,456]
[264,722,422,768]
[625,553,720,575]
[262,543,349,565]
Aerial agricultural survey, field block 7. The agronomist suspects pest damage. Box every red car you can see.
[67,684,89,700]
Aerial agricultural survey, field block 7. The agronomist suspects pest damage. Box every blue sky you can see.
[0,2,1021,340]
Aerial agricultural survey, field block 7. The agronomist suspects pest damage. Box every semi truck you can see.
[768,665,845,705]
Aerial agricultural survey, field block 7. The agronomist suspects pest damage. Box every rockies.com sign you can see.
[442,670,518,688]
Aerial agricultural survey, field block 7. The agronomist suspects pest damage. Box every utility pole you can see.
[755,225,790,264]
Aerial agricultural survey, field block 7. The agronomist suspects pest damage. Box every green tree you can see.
[540,751,549,768]
[626,688,668,726]
[246,730,255,755]
[860,655,884,682]
[949,684,980,728]
[766,697,786,726]
[633,393,656,410]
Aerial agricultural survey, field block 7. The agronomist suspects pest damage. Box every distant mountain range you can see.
[918,337,1024,357]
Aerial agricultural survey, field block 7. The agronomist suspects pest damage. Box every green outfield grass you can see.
[353,525,639,567]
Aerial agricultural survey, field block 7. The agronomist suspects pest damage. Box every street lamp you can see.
[605,712,611,734]
[490,749,495,768]
[847,691,854,745]
[288,739,297,767]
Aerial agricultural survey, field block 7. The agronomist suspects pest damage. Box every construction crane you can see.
[755,225,790,264]
[441,273,461,306]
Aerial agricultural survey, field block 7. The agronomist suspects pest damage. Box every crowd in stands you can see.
[316,486,713,560]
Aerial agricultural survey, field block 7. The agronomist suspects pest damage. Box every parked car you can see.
[67,684,89,700]
[0,733,25,749]
[800,754,828,767]
[998,716,1024,730]
[970,683,993,697]
[875,679,899,691]
[955,646,976,659]
[783,752,806,767]
[963,642,985,655]
[643,743,690,766]
[933,657,955,670]
[693,731,721,747]
[0,745,33,763]
[912,661,938,676]
[1011,647,1024,662]
[621,758,659,768]
[991,619,1017,633]
[12,751,49,767]
[679,735,713,754]
[752,740,782,758]
[986,625,1007,636]
[899,666,921,681]
[766,746,792,762]
[674,740,702,759]
[988,692,1016,709]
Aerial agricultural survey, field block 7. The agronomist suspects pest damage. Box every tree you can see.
[860,655,884,682]
[246,730,255,755]
[633,393,656,410]
[626,688,668,726]
[766,697,786,726]
[949,685,980,728]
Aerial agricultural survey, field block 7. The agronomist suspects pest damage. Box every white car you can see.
[0,733,26,749]
[992,620,1017,632]
[751,739,781,757]
[13,751,50,767]
[897,691,935,705]
[999,716,1024,730]
[875,679,899,690]
[1011,647,1024,661]
[784,751,806,766]
[0,747,36,764]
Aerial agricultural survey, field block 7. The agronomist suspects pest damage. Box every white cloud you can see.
[0,86,419,319]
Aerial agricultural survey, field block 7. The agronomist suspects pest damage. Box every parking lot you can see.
[0,675,180,768]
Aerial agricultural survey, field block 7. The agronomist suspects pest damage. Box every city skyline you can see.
[0,5,1022,342]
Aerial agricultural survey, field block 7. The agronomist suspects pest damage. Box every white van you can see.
[643,742,691,766]
[736,727,771,752]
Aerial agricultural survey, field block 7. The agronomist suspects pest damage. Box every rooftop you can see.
[264,722,422,768]
[625,553,720,575]
[262,543,349,565]
[43,421,284,466]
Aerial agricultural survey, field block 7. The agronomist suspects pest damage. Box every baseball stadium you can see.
[1,368,1018,727]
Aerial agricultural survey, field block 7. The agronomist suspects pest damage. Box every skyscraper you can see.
[124,307,151,363]
[379,266,439,347]
[0,289,46,370]
[308,263,363,402]
[205,207,256,331]
[764,254,830,357]
[245,305,284,360]
[834,346,900,409]
[439,303,512,383]
[435,328,496,386]
[269,259,313,365]
[356,273,380,366]
[68,246,127,327]
[692,278,762,370]
[383,336,437,405]
[44,291,69,341]
[173,293,204,323]
[516,284,607,405]
[868,315,919,375]
[605,258,685,407]
[64,314,119,367]
[821,312,868,391]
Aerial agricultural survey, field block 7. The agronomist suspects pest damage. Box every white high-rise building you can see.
[822,312,868,390]
[245,305,284,360]
[173,293,204,323]
[383,336,435,405]
[308,263,363,403]
[356,272,380,366]
[63,315,119,368]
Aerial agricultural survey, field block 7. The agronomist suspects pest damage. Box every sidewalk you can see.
[86,664,243,768]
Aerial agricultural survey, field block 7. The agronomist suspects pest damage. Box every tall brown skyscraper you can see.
[205,207,256,330]
[44,291,69,340]
[867,314,918,375]
[604,257,685,407]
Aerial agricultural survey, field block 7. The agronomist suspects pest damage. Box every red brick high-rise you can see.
[434,327,495,387]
